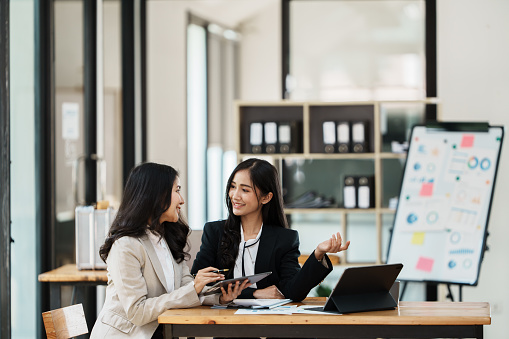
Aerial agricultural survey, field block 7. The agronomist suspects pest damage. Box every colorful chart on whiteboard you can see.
[387,123,504,285]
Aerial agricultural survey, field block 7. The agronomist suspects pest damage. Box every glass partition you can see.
[11,1,37,337]
[346,213,377,263]
[287,212,343,255]
[54,0,85,268]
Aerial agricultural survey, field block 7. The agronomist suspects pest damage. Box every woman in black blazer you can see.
[192,158,350,301]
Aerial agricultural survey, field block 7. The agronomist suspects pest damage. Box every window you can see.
[187,15,240,229]
[285,0,432,101]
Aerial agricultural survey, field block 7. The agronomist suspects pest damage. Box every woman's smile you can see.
[232,201,244,209]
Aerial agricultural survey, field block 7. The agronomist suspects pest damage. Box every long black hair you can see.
[99,162,190,263]
[219,158,288,270]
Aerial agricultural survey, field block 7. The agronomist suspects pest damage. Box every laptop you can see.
[307,263,403,314]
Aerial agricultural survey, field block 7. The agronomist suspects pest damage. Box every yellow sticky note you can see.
[411,232,425,245]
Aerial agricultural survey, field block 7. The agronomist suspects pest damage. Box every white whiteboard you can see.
[387,123,504,285]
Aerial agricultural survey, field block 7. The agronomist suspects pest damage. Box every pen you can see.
[192,269,229,278]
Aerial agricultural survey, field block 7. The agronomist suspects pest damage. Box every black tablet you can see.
[306,263,403,314]
[201,271,272,296]
[325,263,403,313]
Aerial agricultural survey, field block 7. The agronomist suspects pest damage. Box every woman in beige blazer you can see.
[90,163,249,339]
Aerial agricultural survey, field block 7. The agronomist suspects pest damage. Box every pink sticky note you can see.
[461,135,474,148]
[416,256,434,272]
[419,182,434,196]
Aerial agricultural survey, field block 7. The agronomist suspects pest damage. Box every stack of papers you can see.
[234,305,342,315]
[212,299,292,310]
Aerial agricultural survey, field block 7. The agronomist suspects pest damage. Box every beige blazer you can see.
[90,235,219,339]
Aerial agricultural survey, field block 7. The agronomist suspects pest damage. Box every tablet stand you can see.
[326,291,397,314]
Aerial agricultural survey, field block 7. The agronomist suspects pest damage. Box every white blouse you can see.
[234,224,263,288]
[146,230,175,292]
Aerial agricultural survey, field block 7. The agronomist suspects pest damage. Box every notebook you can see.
[308,263,403,314]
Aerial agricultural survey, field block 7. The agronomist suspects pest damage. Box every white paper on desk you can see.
[272,305,297,310]
[293,305,342,315]
[232,299,292,309]
[235,309,293,315]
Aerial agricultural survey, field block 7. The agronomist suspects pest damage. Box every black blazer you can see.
[191,220,332,301]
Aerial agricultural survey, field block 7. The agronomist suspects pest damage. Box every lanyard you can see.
[241,237,261,277]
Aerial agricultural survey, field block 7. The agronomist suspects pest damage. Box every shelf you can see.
[240,152,407,161]
[235,100,440,265]
[284,208,378,214]
[378,153,407,159]
[379,208,397,214]
[239,153,376,160]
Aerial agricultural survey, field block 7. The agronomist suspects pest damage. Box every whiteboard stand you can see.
[446,283,462,302]
[387,122,504,302]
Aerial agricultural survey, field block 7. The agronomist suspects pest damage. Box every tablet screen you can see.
[201,271,272,296]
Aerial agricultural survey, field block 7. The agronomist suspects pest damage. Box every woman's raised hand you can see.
[314,232,350,261]
[193,267,224,294]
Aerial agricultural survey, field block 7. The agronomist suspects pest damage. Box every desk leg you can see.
[475,325,484,339]
[49,283,61,310]
[82,286,97,335]
[163,324,178,339]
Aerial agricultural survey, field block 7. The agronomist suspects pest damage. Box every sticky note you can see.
[416,257,434,272]
[461,135,474,148]
[411,232,425,245]
[419,182,434,196]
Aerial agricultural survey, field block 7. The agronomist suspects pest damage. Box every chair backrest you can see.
[42,303,88,339]
[298,254,340,266]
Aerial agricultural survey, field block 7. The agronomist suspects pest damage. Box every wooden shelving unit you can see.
[235,100,440,265]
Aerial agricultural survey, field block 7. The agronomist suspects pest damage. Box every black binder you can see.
[264,122,278,154]
[352,121,368,153]
[318,263,403,314]
[343,176,357,208]
[322,121,336,153]
[278,121,300,153]
[336,121,351,153]
[249,122,263,154]
[357,175,374,208]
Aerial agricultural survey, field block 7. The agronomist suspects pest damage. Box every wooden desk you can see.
[159,298,491,339]
[38,264,107,309]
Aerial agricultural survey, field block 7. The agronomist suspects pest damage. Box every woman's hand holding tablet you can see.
[201,272,272,296]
